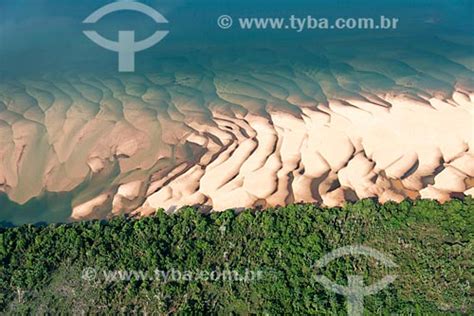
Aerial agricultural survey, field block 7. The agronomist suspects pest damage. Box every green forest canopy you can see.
[0,198,473,314]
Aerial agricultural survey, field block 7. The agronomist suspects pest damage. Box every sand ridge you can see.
[0,51,472,220]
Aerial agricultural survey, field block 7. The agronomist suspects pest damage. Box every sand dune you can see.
[0,50,472,220]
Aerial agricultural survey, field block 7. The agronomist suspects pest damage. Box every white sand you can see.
[0,64,472,220]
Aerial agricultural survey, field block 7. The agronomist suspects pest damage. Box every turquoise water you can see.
[1,0,472,75]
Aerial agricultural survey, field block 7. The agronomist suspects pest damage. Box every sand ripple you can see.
[0,51,473,220]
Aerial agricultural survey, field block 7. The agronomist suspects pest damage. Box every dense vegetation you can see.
[0,198,472,314]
